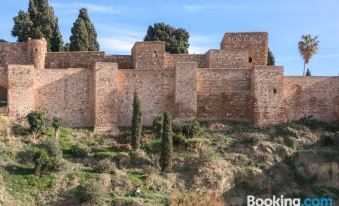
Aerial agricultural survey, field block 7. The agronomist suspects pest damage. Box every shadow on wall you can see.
[36,69,94,127]
[282,77,339,123]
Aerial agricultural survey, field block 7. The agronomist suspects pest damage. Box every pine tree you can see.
[131,91,142,150]
[69,8,99,51]
[144,23,190,54]
[50,18,64,52]
[268,48,275,66]
[12,0,63,51]
[70,18,89,51]
[160,112,173,172]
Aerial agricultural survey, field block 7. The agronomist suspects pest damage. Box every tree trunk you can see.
[54,128,59,139]
[303,63,306,76]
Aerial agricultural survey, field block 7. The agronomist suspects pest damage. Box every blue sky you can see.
[0,0,338,76]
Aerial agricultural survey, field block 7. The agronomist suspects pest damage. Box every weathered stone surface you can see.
[0,32,337,132]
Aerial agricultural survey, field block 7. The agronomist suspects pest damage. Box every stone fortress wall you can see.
[0,32,337,133]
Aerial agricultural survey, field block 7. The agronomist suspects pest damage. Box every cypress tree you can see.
[160,112,173,172]
[12,11,33,42]
[131,91,142,150]
[267,48,275,66]
[70,18,89,51]
[50,18,64,52]
[306,68,312,76]
[12,0,63,51]
[69,8,99,51]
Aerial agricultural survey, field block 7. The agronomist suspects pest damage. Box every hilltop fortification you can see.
[0,33,338,133]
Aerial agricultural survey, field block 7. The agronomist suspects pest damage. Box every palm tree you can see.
[298,35,319,76]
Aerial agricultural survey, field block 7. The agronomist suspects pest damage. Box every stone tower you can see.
[27,38,47,70]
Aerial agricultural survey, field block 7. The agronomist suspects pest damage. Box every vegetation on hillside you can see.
[0,113,337,205]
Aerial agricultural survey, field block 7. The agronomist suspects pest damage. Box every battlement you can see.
[0,32,337,133]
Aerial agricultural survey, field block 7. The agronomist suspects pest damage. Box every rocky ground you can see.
[0,116,338,206]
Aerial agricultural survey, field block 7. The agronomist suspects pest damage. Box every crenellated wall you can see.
[2,32,338,132]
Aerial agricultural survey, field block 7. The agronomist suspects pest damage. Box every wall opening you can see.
[153,51,157,58]
[273,88,277,94]
[0,86,7,107]
[249,57,252,63]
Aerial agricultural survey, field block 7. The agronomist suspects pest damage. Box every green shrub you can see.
[185,137,210,149]
[71,143,91,157]
[52,117,62,139]
[42,136,62,158]
[11,123,30,136]
[152,114,163,138]
[26,111,48,138]
[181,121,203,138]
[94,158,116,174]
[33,148,53,176]
[72,181,107,205]
[297,116,336,131]
[276,125,299,138]
[173,133,186,145]
[18,147,38,166]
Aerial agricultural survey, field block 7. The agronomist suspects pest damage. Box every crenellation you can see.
[0,32,337,132]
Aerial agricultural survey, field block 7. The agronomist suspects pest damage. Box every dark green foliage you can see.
[144,22,190,54]
[70,18,89,51]
[160,112,173,172]
[181,121,203,138]
[26,111,48,138]
[12,0,63,51]
[131,91,142,150]
[33,148,52,176]
[173,133,186,145]
[320,133,337,146]
[70,8,99,51]
[267,48,275,66]
[12,11,33,42]
[297,116,337,131]
[306,68,312,76]
[71,143,91,157]
[152,114,163,138]
[0,39,7,42]
[50,18,63,52]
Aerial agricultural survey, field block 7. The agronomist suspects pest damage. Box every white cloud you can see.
[189,34,219,54]
[182,4,231,13]
[52,2,121,14]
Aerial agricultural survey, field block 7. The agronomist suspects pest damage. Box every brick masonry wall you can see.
[132,42,166,70]
[103,55,133,69]
[7,65,35,122]
[206,49,250,68]
[116,69,175,126]
[94,62,119,134]
[282,76,339,123]
[221,32,268,66]
[35,68,94,127]
[197,68,253,122]
[45,52,105,69]
[0,67,7,88]
[165,54,206,69]
[251,66,284,127]
[175,62,197,120]
[0,42,30,67]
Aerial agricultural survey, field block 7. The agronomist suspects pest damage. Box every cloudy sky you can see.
[0,0,339,76]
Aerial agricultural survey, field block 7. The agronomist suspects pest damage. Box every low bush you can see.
[297,116,337,131]
[26,111,48,138]
[320,132,337,146]
[71,143,91,158]
[72,181,107,205]
[33,148,53,176]
[240,133,265,146]
[93,158,116,174]
[173,133,186,145]
[152,114,163,138]
[42,136,62,158]
[185,138,210,151]
[181,121,204,138]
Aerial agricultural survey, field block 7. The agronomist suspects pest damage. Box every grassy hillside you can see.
[0,116,338,206]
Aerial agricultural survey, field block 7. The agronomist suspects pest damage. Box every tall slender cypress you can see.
[131,91,142,150]
[50,18,64,52]
[160,112,173,172]
[69,8,99,51]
